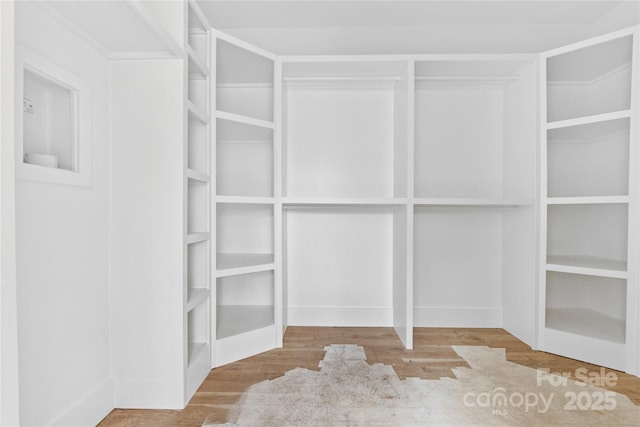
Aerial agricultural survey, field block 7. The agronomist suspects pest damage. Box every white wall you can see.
[286,208,394,326]
[109,59,185,409]
[1,1,21,425]
[14,3,112,425]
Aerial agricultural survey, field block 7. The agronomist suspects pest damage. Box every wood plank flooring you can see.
[98,327,640,426]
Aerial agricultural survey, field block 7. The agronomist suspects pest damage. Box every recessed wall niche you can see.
[16,46,92,186]
[23,68,75,171]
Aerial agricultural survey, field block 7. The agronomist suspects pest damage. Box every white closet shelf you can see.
[188,101,209,125]
[186,169,209,183]
[216,253,274,270]
[216,305,275,340]
[187,288,210,312]
[187,342,209,366]
[547,115,629,143]
[186,232,210,244]
[215,110,275,130]
[546,110,631,130]
[282,197,407,207]
[546,195,629,205]
[284,77,398,90]
[414,198,532,207]
[216,116,273,143]
[187,46,209,79]
[546,255,627,279]
[216,253,274,277]
[414,75,519,89]
[216,195,275,204]
[546,307,626,344]
[415,75,519,82]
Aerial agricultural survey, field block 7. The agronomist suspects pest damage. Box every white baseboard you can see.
[215,324,277,367]
[50,377,114,427]
[288,306,393,326]
[114,378,183,410]
[414,307,503,327]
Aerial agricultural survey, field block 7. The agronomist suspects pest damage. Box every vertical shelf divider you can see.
[213,31,278,367]
[538,27,639,374]
[274,58,284,346]
[184,0,212,403]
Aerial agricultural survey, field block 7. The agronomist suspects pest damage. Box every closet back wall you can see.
[283,74,397,326]
[15,2,112,425]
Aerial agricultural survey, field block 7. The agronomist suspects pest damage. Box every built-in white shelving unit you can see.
[12,2,640,424]
[184,0,211,401]
[281,58,414,345]
[538,28,639,374]
[213,32,279,367]
[412,58,536,345]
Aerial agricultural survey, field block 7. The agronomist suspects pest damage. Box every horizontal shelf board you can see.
[546,257,627,279]
[546,196,629,205]
[414,59,529,79]
[216,305,274,340]
[546,110,631,131]
[216,195,275,204]
[283,60,407,81]
[188,342,209,366]
[186,169,209,183]
[413,198,531,207]
[545,33,633,82]
[415,75,519,89]
[215,30,277,82]
[186,232,210,244]
[215,110,275,129]
[216,253,275,277]
[282,197,407,207]
[285,78,397,90]
[187,46,209,79]
[547,116,629,144]
[216,115,273,142]
[188,101,209,124]
[187,288,210,312]
[545,307,625,344]
[415,75,518,82]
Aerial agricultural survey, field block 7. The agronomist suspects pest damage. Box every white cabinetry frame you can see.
[184,0,212,400]
[537,27,639,376]
[212,27,639,377]
[212,31,280,367]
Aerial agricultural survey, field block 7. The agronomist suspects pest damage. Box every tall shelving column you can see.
[184,0,212,401]
[538,27,639,374]
[213,32,278,367]
[412,58,536,342]
[279,59,410,335]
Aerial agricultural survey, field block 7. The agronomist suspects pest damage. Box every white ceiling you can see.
[197,0,640,54]
[200,1,623,29]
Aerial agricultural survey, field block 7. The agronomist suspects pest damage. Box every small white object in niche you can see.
[16,45,91,187]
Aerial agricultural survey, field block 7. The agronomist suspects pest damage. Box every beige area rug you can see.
[205,344,640,426]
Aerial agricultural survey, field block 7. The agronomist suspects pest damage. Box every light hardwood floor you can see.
[98,327,640,426]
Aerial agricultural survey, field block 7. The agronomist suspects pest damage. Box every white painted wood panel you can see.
[110,59,184,409]
[413,208,503,327]
[414,85,504,198]
[284,87,393,198]
[15,3,113,423]
[286,208,393,326]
